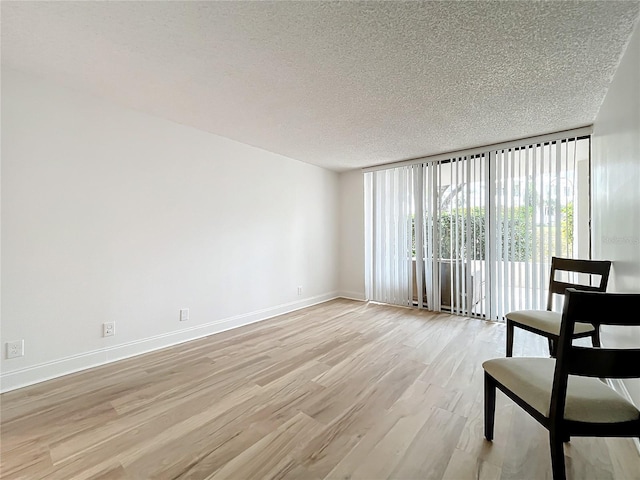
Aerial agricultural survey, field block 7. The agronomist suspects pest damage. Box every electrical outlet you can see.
[180,308,189,322]
[297,286,303,296]
[103,322,115,337]
[6,340,24,359]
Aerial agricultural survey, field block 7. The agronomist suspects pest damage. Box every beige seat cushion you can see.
[505,310,595,336]
[483,357,640,423]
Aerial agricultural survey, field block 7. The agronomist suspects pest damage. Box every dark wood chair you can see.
[505,257,611,357]
[484,288,640,480]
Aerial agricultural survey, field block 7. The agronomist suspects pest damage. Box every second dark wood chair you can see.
[505,257,611,357]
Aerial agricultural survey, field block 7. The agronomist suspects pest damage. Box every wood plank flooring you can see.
[1,299,639,479]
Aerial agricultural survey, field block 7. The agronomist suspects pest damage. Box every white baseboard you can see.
[0,292,339,393]
[338,290,366,301]
[606,378,640,456]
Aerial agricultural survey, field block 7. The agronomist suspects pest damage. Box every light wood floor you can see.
[1,299,639,479]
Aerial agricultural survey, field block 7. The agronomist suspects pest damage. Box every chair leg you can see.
[549,430,567,480]
[548,337,558,358]
[506,320,514,357]
[591,327,601,348]
[484,372,496,441]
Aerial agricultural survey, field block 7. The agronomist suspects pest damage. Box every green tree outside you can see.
[413,203,573,260]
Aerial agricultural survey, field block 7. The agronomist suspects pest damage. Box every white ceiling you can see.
[2,2,639,171]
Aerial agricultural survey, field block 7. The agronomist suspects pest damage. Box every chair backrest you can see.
[545,257,612,311]
[550,289,640,422]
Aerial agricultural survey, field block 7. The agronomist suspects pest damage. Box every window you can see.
[365,131,590,321]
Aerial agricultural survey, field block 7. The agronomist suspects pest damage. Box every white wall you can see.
[338,169,365,300]
[1,69,339,391]
[592,21,640,410]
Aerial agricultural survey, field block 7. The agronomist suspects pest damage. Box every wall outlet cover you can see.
[103,322,115,337]
[6,340,24,359]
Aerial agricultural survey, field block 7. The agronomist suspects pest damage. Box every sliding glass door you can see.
[365,133,590,321]
[418,155,488,316]
[487,137,589,319]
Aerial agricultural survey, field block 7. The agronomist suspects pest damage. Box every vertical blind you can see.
[488,138,583,318]
[418,155,488,316]
[365,166,414,306]
[365,134,588,320]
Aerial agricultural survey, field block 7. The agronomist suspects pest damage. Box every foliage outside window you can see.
[412,203,574,260]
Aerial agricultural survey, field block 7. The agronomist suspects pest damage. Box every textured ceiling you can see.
[2,1,639,171]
